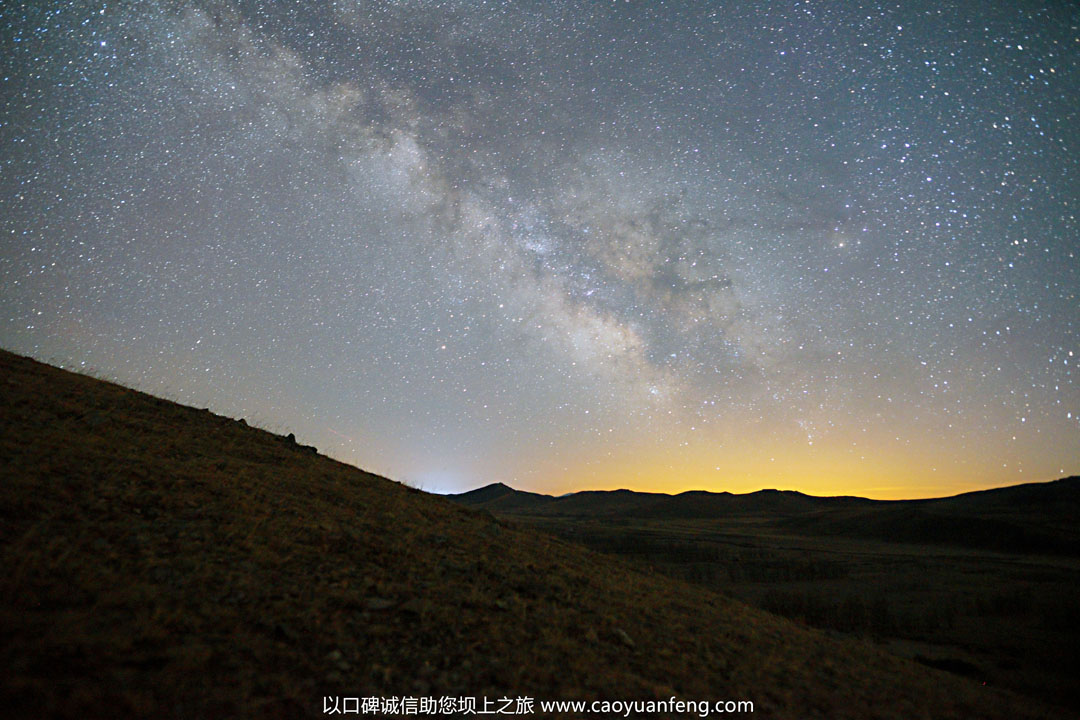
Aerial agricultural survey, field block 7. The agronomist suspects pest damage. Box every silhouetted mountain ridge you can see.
[451,481,554,511]
[451,483,881,518]
[450,477,1080,555]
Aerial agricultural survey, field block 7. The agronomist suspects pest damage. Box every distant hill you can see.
[631,489,877,519]
[924,476,1080,521]
[449,484,880,519]
[450,477,1080,555]
[449,481,554,512]
[447,485,824,518]
[777,477,1080,556]
[539,488,670,516]
[0,349,1057,719]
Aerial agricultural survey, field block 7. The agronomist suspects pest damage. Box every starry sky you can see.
[2,1,1077,498]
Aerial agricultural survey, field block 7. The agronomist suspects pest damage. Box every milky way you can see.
[2,1,1077,496]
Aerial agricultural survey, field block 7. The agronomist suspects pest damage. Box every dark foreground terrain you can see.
[0,349,1071,718]
[451,479,1080,714]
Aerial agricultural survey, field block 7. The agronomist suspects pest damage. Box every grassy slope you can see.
[0,350,1060,719]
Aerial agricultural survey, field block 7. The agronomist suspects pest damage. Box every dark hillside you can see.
[927,476,1080,514]
[778,479,1080,556]
[533,488,667,517]
[924,477,1080,532]
[0,350,1061,719]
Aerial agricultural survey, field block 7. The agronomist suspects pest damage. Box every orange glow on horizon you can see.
[510,429,1079,501]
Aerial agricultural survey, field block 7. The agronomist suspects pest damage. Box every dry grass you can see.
[509,503,1080,712]
[0,349,1066,718]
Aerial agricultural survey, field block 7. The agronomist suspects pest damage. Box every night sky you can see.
[2,1,1077,497]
